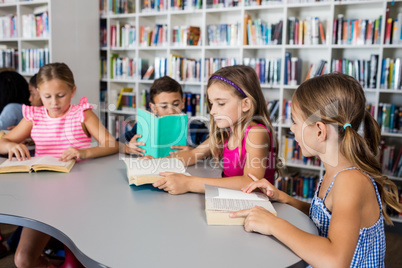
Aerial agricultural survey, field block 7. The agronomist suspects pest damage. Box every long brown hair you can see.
[293,72,401,224]
[207,65,279,178]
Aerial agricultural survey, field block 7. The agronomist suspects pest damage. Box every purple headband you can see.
[210,76,247,97]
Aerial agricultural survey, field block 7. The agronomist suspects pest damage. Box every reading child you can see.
[122,76,208,155]
[152,65,279,194]
[0,71,30,130]
[231,73,402,267]
[0,62,118,268]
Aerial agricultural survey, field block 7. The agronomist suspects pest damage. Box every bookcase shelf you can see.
[99,0,402,219]
[0,0,99,107]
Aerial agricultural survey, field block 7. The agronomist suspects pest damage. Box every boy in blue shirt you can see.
[121,76,208,155]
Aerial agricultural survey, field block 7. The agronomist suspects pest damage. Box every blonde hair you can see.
[207,65,280,178]
[293,73,401,224]
[37,62,75,89]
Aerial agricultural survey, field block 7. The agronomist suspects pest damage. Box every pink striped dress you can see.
[23,97,93,157]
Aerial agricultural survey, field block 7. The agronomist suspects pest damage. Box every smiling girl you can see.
[152,65,279,194]
[0,62,118,267]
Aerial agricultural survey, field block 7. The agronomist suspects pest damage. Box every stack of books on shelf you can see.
[100,21,107,48]
[21,6,49,38]
[104,0,135,14]
[172,26,201,46]
[207,23,240,46]
[110,54,137,80]
[141,0,167,12]
[380,58,402,90]
[171,0,202,10]
[267,99,280,122]
[100,87,108,110]
[243,57,281,86]
[384,12,402,45]
[288,16,327,45]
[139,24,168,47]
[284,52,302,85]
[20,48,49,74]
[378,103,402,134]
[204,57,240,81]
[110,115,136,139]
[380,140,402,178]
[100,57,107,79]
[282,99,292,125]
[169,54,201,82]
[282,135,321,167]
[275,175,319,203]
[116,88,136,112]
[244,13,282,46]
[244,0,282,7]
[184,92,202,116]
[0,48,18,70]
[332,14,382,45]
[110,22,136,48]
[207,0,240,8]
[331,54,379,89]
[0,14,17,39]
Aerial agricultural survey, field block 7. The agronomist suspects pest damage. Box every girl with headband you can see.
[152,65,279,194]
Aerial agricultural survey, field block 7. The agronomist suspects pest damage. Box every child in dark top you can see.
[122,76,208,155]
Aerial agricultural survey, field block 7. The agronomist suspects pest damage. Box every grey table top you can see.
[0,154,317,268]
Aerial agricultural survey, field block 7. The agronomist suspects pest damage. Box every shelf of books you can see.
[0,0,99,106]
[99,0,402,221]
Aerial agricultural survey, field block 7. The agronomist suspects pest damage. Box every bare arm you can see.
[232,171,370,268]
[60,110,118,160]
[0,119,33,160]
[154,126,273,194]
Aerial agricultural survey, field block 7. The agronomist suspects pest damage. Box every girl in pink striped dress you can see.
[0,62,118,267]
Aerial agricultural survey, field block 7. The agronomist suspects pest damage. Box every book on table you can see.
[136,108,188,158]
[205,184,277,225]
[122,157,190,186]
[0,156,75,173]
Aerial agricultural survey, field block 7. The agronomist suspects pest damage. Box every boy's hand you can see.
[153,172,190,195]
[125,134,146,156]
[141,155,154,160]
[169,145,193,156]
[60,148,85,162]
[8,143,30,161]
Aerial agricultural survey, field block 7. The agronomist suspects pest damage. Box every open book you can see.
[0,156,75,173]
[136,108,188,158]
[123,157,190,186]
[205,184,277,225]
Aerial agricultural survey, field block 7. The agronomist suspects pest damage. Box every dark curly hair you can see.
[0,71,30,113]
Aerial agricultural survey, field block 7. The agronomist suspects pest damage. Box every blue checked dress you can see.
[308,167,385,268]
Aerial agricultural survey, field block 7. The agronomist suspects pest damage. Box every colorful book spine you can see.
[204,57,240,80]
[20,48,49,73]
[139,24,168,47]
[0,48,18,69]
[109,0,135,14]
[169,54,201,82]
[110,22,136,48]
[243,57,281,86]
[110,54,137,80]
[21,11,49,38]
[333,15,382,45]
[275,175,319,203]
[207,23,240,46]
[377,103,402,134]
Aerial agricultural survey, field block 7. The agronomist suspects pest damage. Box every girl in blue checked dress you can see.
[231,73,401,267]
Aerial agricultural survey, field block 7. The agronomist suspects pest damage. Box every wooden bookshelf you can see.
[99,0,402,216]
[0,0,99,107]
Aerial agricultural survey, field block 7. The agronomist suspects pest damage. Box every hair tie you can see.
[343,123,352,130]
[210,76,247,97]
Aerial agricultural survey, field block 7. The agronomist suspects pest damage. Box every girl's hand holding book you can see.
[230,206,279,236]
[153,172,190,195]
[242,174,283,203]
[169,145,193,156]
[8,143,31,161]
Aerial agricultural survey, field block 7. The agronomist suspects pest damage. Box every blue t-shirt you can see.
[119,119,209,147]
[0,103,23,130]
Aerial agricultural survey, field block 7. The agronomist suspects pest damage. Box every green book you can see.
[137,108,188,158]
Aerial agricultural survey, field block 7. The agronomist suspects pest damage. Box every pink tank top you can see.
[23,97,93,157]
[222,124,275,184]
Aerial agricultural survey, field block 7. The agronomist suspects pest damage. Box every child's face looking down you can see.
[29,84,43,107]
[208,84,244,129]
[150,92,184,117]
[37,79,76,118]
